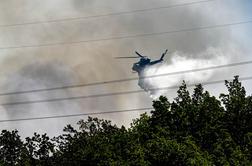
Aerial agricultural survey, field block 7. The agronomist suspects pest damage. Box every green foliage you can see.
[0,130,24,165]
[0,76,251,165]
[24,133,55,165]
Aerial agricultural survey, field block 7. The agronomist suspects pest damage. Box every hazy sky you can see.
[0,0,251,137]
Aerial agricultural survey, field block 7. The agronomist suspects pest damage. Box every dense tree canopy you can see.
[0,76,251,165]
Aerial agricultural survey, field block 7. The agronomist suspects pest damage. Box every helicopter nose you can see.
[132,64,138,71]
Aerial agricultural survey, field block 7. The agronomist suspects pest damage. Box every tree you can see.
[0,76,251,165]
[0,130,24,165]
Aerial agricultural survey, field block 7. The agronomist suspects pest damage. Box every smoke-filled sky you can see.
[0,0,251,137]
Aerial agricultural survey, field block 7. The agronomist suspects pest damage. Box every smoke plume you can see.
[138,46,242,98]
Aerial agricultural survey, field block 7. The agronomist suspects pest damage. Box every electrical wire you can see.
[0,60,251,96]
[0,20,251,50]
[2,76,252,106]
[0,0,250,123]
[0,107,152,123]
[1,76,251,122]
[0,0,214,28]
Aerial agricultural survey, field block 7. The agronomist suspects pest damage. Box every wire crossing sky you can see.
[2,76,252,106]
[1,75,251,123]
[0,20,251,50]
[0,60,251,96]
[0,0,215,28]
[0,107,152,123]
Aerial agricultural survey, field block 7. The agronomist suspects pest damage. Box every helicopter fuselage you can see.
[132,57,163,74]
[116,49,167,75]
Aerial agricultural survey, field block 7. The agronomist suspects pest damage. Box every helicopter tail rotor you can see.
[160,49,168,60]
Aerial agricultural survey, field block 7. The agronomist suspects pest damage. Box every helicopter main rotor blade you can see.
[135,51,147,58]
[135,51,143,57]
[115,56,139,59]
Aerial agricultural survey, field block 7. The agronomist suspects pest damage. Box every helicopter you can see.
[116,49,168,75]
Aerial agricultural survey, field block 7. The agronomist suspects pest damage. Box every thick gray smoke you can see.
[0,0,249,137]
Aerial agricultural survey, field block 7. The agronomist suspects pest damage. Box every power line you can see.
[1,60,252,96]
[0,107,152,123]
[2,76,252,106]
[0,20,252,50]
[1,76,251,122]
[0,0,214,28]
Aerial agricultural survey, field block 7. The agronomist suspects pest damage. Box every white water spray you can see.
[138,47,229,99]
